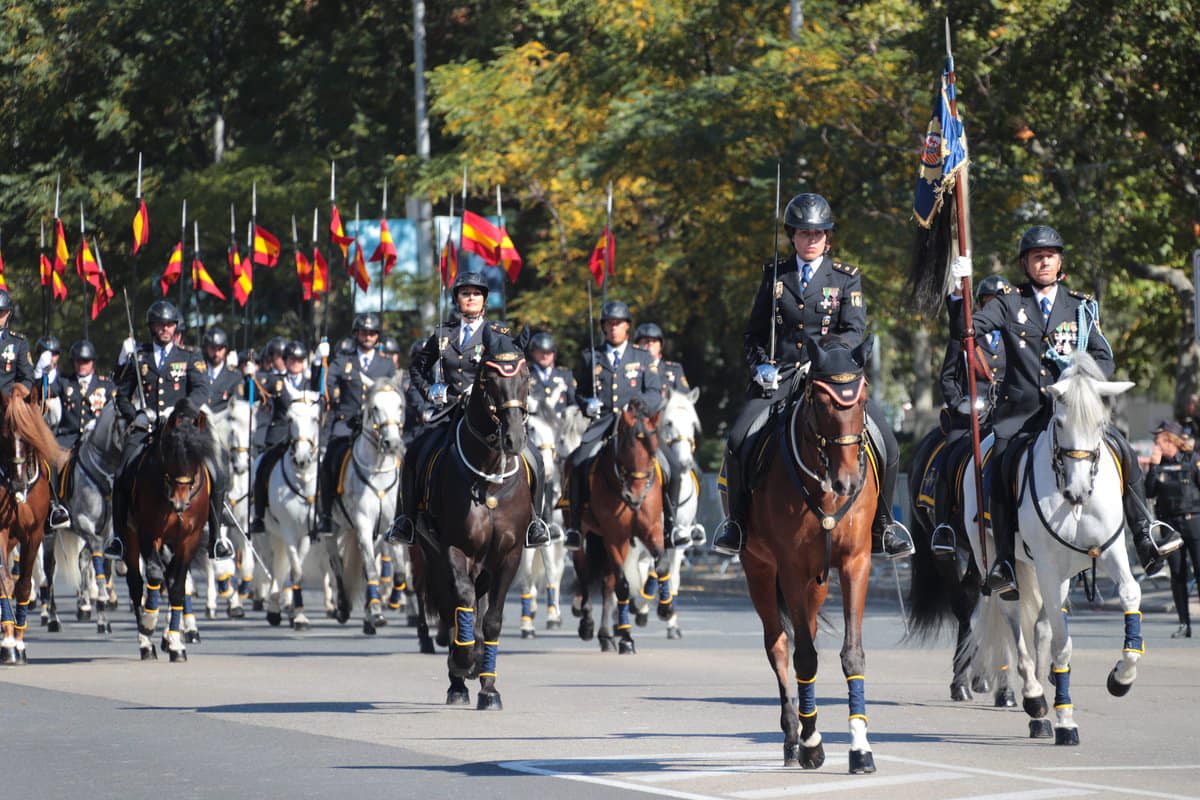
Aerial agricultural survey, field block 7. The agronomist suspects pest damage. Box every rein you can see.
[453,361,527,485]
[609,413,658,511]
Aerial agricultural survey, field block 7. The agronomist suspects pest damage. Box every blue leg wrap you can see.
[145,584,161,613]
[168,606,183,634]
[238,579,252,599]
[379,555,393,582]
[847,675,867,721]
[217,576,232,597]
[641,571,658,600]
[183,594,194,615]
[11,555,19,579]
[454,607,475,646]
[1124,611,1144,654]
[658,572,672,605]
[92,553,108,584]
[520,593,534,621]
[292,584,304,609]
[797,676,817,718]
[15,599,28,629]
[1052,667,1072,709]
[617,598,631,630]
[366,581,382,604]
[479,641,498,677]
[546,584,558,608]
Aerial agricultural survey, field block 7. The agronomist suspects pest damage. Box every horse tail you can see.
[4,384,68,469]
[969,593,1010,686]
[904,515,957,643]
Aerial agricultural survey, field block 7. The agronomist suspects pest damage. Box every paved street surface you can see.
[3,566,1198,799]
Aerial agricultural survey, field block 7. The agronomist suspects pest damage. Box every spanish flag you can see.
[312,247,329,297]
[76,237,100,286]
[0,246,7,292]
[349,243,370,291]
[295,249,314,300]
[161,242,183,296]
[132,199,150,255]
[91,266,114,320]
[461,210,502,266]
[192,256,226,300]
[329,205,353,260]
[40,252,52,288]
[253,224,281,267]
[369,218,398,275]
[42,254,66,300]
[233,254,253,307]
[439,234,458,288]
[498,226,523,283]
[53,219,70,275]
[588,226,615,287]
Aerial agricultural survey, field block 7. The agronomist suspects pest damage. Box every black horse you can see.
[411,327,535,710]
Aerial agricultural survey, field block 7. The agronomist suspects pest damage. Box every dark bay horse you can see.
[124,399,213,662]
[413,327,533,710]
[740,336,879,773]
[0,384,67,664]
[573,397,673,655]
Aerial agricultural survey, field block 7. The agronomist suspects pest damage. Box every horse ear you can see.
[1046,380,1069,401]
[1096,380,1136,397]
[194,411,208,430]
[687,386,700,404]
[852,334,874,368]
[804,337,824,372]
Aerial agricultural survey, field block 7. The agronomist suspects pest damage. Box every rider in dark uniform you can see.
[105,300,230,560]
[53,340,116,452]
[528,332,577,416]
[712,193,914,559]
[32,334,73,528]
[314,313,395,535]
[248,340,321,535]
[0,291,34,395]
[1145,419,1200,639]
[561,300,666,550]
[389,271,549,547]
[402,339,430,445]
[201,327,243,414]
[951,226,1183,599]
[633,323,690,395]
[380,336,402,370]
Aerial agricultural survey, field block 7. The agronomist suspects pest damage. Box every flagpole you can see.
[352,202,360,311]
[292,213,303,327]
[244,220,254,352]
[603,181,613,307]
[40,220,48,338]
[379,178,387,317]
[496,185,506,320]
[945,18,988,571]
[92,236,107,327]
[313,207,325,344]
[132,151,143,329]
[53,175,61,335]
[178,199,188,324]
[193,220,202,327]
[329,161,342,340]
[249,183,256,348]
[80,202,88,337]
[440,195,454,323]
[229,204,237,333]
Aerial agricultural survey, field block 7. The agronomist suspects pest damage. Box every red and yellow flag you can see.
[498,226,523,283]
[233,255,253,307]
[253,224,281,267]
[53,219,70,275]
[40,252,53,287]
[76,238,100,286]
[349,243,370,291]
[312,248,329,297]
[161,242,183,295]
[42,253,66,300]
[439,235,458,288]
[329,205,353,260]
[295,249,314,300]
[369,219,398,275]
[588,226,615,287]
[91,267,114,320]
[0,246,7,292]
[192,257,226,300]
[132,199,150,254]
[461,210,502,266]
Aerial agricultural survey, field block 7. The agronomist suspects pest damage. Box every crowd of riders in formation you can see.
[1,192,1193,623]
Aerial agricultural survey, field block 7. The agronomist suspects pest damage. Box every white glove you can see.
[118,337,136,366]
[140,408,158,427]
[429,383,448,406]
[242,360,258,376]
[584,397,603,419]
[317,341,330,359]
[754,363,780,391]
[83,418,97,435]
[311,351,323,367]
[950,255,972,281]
[34,350,53,378]
[955,396,988,415]
[225,350,239,370]
[422,407,436,423]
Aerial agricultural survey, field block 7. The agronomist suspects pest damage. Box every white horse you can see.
[329,377,404,635]
[202,397,256,619]
[965,352,1137,745]
[516,411,568,637]
[262,391,323,630]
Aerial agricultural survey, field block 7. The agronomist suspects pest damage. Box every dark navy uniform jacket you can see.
[575,344,663,417]
[658,360,689,394]
[940,329,1006,412]
[52,373,115,449]
[116,343,209,421]
[744,254,867,370]
[0,328,34,394]
[410,318,510,404]
[325,349,395,438]
[950,282,1113,440]
[1146,451,1200,522]
[261,371,322,447]
[529,364,577,416]
[203,363,244,414]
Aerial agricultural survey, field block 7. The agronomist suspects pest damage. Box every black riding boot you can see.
[314,456,335,537]
[105,479,128,559]
[871,446,915,559]
[563,462,587,551]
[712,454,748,556]
[985,465,1018,600]
[386,453,418,545]
[662,450,686,546]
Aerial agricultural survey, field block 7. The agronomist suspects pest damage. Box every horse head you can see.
[364,378,405,456]
[1046,352,1133,506]
[802,335,872,497]
[618,396,661,470]
[224,398,253,476]
[286,392,323,469]
[158,399,213,514]
[662,386,701,471]
[475,326,530,456]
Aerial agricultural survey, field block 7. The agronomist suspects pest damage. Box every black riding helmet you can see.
[529,332,556,353]
[380,336,401,356]
[283,340,309,361]
[70,340,97,362]
[146,299,181,326]
[262,335,288,361]
[976,275,1012,302]
[633,323,664,343]
[203,327,229,349]
[353,312,382,333]
[600,300,631,322]
[0,290,12,314]
[783,193,834,234]
[451,270,489,299]
[1017,225,1064,259]
[36,335,61,355]
[338,336,356,355]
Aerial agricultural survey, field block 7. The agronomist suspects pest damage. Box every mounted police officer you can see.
[30,334,72,528]
[712,193,914,559]
[950,226,1183,599]
[528,332,577,417]
[201,327,242,414]
[380,335,402,370]
[105,300,231,561]
[633,323,690,395]
[0,290,34,395]
[315,312,395,535]
[561,300,665,550]
[402,339,430,445]
[248,340,321,535]
[52,340,115,452]
[389,270,549,547]
[1145,419,1200,639]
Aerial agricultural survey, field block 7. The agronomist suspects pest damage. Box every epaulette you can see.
[6,331,25,340]
[832,261,859,276]
[1066,288,1092,300]
[487,321,511,336]
[193,360,206,371]
[761,256,791,273]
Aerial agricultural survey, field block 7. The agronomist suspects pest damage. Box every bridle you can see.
[361,386,404,450]
[1050,417,1101,495]
[611,408,659,510]
[457,357,527,484]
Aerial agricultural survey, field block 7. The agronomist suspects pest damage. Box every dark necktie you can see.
[1040,297,1052,323]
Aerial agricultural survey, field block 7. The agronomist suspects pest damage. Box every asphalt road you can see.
[2,564,1198,800]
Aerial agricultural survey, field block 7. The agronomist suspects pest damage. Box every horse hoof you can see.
[657,603,674,622]
[185,630,201,644]
[253,599,265,612]
[848,749,876,774]
[96,623,107,635]
[521,628,535,639]
[76,608,91,622]
[0,647,16,665]
[800,742,825,770]
[292,620,310,632]
[169,648,188,663]
[229,607,245,619]
[205,609,216,620]
[579,618,594,641]
[1023,695,1048,719]
[546,619,561,630]
[1107,668,1132,698]
[406,613,421,628]
[476,691,503,711]
[47,620,61,634]
[140,645,158,661]
[1055,726,1080,746]
[972,675,991,694]
[335,606,351,625]
[1029,719,1053,739]
[995,688,1017,708]
[419,637,436,655]
[666,626,683,640]
[370,613,387,629]
[598,634,615,653]
[17,649,27,665]
[326,609,338,619]
[446,687,471,705]
[634,610,649,627]
[266,611,282,627]
[106,599,119,611]
[618,638,636,655]
[362,620,377,636]
[950,683,972,702]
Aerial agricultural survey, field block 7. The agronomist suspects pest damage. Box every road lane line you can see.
[1032,765,1200,772]
[939,790,1094,800]
[728,770,967,799]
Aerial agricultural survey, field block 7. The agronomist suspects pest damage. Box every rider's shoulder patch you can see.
[1066,288,1092,301]
[761,255,791,273]
[832,260,859,276]
[194,360,205,371]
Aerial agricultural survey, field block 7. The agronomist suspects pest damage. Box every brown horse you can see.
[124,398,212,662]
[572,397,673,655]
[740,335,879,773]
[0,384,67,664]
[413,327,534,710]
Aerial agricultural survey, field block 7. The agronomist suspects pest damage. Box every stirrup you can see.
[930,524,956,560]
[1149,521,1184,555]
[881,521,915,560]
[564,528,583,551]
[986,560,1018,601]
[48,505,71,530]
[526,518,551,548]
[386,516,416,546]
[315,513,335,537]
[103,537,124,560]
[711,518,745,556]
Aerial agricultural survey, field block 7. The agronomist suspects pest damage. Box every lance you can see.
[313,207,327,342]
[329,160,345,334]
[249,183,257,347]
[132,152,143,326]
[768,162,781,364]
[80,202,89,336]
[352,201,361,309]
[439,194,455,323]
[458,164,467,268]
[496,184,507,320]
[379,177,387,316]
[52,177,61,334]
[244,220,254,352]
[601,182,613,306]
[229,203,237,332]
[291,212,302,325]
[40,220,48,337]
[178,199,188,323]
[945,19,988,570]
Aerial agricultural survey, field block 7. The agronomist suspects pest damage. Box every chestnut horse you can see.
[123,398,213,662]
[572,397,674,655]
[740,336,879,773]
[0,384,66,663]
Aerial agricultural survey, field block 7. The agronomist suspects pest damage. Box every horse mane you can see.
[1057,352,1110,432]
[3,384,67,469]
[157,398,214,474]
[366,373,405,407]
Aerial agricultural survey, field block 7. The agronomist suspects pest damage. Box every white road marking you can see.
[939,790,1095,800]
[635,764,813,784]
[728,770,968,799]
[1032,765,1200,772]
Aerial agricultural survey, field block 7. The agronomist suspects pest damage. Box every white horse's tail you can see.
[970,558,1045,685]
[53,530,84,594]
